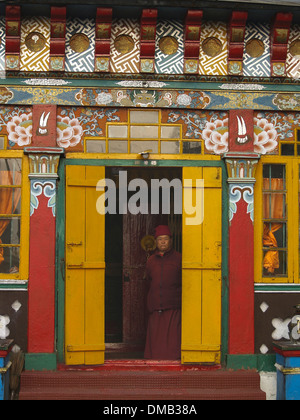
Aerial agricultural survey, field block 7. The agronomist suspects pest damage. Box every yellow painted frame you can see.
[0,151,30,280]
[67,152,221,161]
[182,166,222,364]
[254,156,299,284]
[83,108,207,157]
[65,165,105,365]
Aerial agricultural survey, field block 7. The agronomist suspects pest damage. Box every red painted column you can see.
[228,184,255,354]
[27,181,56,353]
[225,110,260,355]
[25,105,63,358]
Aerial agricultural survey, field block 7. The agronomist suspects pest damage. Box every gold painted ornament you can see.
[289,39,300,58]
[245,38,265,58]
[25,32,46,52]
[158,36,179,55]
[69,33,90,53]
[114,34,135,54]
[202,37,223,57]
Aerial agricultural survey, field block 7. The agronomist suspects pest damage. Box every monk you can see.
[144,225,182,360]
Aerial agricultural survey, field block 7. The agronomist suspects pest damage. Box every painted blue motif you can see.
[155,20,184,74]
[243,23,271,78]
[30,180,56,217]
[0,17,5,75]
[65,18,95,73]
[229,184,254,222]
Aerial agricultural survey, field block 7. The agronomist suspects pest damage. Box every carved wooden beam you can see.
[140,8,157,73]
[49,6,66,71]
[228,11,248,76]
[270,12,293,77]
[184,9,202,74]
[5,5,21,71]
[94,7,113,72]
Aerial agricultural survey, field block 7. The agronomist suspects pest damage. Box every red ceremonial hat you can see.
[154,225,172,238]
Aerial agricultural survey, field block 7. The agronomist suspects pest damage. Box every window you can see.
[262,164,287,277]
[0,155,29,279]
[280,129,300,156]
[255,157,300,283]
[84,110,203,156]
[0,159,22,273]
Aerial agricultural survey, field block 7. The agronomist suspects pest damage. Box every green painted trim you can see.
[0,281,28,290]
[226,354,276,372]
[221,174,229,366]
[255,283,300,292]
[2,77,300,93]
[25,353,57,371]
[56,160,66,364]
[55,157,229,365]
[64,158,224,167]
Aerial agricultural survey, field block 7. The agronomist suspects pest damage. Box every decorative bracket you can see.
[24,147,64,179]
[49,6,66,72]
[5,5,21,71]
[270,12,293,77]
[228,11,248,76]
[140,9,157,73]
[184,9,202,74]
[25,105,64,179]
[223,152,260,184]
[94,7,113,72]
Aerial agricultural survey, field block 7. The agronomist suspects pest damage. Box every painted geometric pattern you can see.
[155,20,184,74]
[199,21,228,76]
[110,19,140,74]
[286,24,300,80]
[20,16,50,72]
[243,22,271,77]
[0,17,5,75]
[65,18,95,73]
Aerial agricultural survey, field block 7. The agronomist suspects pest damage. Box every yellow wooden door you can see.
[65,165,105,365]
[181,166,222,364]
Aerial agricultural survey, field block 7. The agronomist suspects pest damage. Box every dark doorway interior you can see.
[105,166,182,359]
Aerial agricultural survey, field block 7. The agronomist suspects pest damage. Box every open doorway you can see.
[104,166,182,359]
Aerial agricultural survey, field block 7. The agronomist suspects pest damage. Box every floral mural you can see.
[202,117,229,154]
[56,115,83,149]
[0,107,299,155]
[56,107,122,151]
[253,116,278,154]
[7,113,33,147]
[201,114,279,155]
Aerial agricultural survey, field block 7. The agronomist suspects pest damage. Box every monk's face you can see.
[156,235,171,254]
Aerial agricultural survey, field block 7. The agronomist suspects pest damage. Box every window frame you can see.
[82,109,205,158]
[0,152,29,280]
[254,156,299,284]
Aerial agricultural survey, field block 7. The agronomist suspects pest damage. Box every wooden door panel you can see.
[182,166,222,364]
[65,165,105,365]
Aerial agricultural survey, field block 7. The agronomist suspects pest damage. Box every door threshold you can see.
[58,360,221,372]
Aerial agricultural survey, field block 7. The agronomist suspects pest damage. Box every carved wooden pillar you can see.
[224,110,260,355]
[24,105,63,369]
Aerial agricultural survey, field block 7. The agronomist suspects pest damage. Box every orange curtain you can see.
[263,178,284,274]
[0,170,21,264]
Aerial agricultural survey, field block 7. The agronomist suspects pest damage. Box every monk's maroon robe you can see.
[144,248,182,360]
